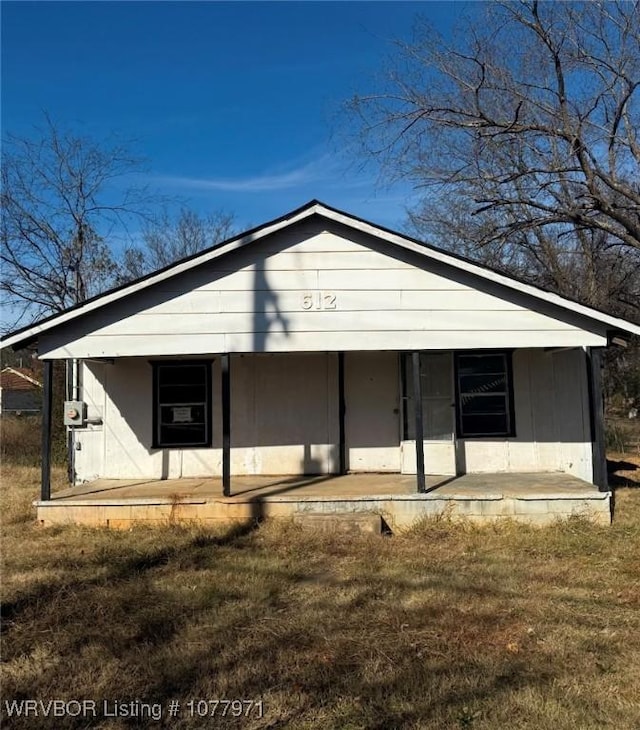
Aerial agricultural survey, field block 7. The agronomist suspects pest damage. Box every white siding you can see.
[232,353,339,475]
[74,354,341,481]
[402,443,457,476]
[38,225,606,358]
[73,362,106,481]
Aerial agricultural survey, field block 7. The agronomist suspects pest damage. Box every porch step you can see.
[292,511,382,534]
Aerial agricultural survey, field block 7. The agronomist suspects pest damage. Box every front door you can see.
[401,352,457,475]
[344,351,401,472]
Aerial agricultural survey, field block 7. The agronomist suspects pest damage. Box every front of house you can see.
[76,346,592,483]
[2,201,639,526]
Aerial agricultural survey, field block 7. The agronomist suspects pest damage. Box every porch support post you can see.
[338,352,346,475]
[65,359,74,483]
[221,353,231,497]
[412,351,426,493]
[41,360,53,501]
[586,347,607,490]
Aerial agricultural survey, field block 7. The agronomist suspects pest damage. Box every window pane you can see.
[458,355,505,375]
[459,373,506,394]
[160,423,207,446]
[460,394,507,415]
[159,384,206,403]
[159,365,206,386]
[461,413,508,436]
[154,361,211,448]
[456,353,512,437]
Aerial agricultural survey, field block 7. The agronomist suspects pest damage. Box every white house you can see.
[2,201,639,528]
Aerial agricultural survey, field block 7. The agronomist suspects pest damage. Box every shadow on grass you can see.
[607,458,640,489]
[1,521,259,626]
[3,514,638,729]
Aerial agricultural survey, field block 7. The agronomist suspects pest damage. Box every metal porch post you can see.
[412,351,426,493]
[221,354,231,497]
[586,347,607,490]
[338,352,346,475]
[41,360,53,501]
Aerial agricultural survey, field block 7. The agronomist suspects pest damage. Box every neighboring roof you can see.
[0,367,42,390]
[1,199,639,350]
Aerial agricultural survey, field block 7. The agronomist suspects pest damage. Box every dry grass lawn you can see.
[1,459,640,729]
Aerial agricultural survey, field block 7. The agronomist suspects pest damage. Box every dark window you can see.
[455,352,515,438]
[152,361,212,448]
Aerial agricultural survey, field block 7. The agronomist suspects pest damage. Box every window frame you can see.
[151,360,213,449]
[454,351,516,439]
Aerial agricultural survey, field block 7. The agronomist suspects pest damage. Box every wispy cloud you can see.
[150,149,383,195]
[146,151,418,231]
[153,156,334,193]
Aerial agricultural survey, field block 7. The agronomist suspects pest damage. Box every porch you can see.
[36,472,611,529]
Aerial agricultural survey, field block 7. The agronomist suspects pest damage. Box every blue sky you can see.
[1,1,463,233]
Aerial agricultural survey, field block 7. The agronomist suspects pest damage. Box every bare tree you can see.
[351,1,640,315]
[1,116,151,328]
[407,187,640,320]
[117,208,236,283]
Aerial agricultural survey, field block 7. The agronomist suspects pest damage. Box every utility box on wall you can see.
[64,400,86,427]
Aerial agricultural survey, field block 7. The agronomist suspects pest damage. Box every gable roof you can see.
[0,367,42,390]
[1,199,639,351]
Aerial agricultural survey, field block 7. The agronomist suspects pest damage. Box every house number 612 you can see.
[302,291,337,310]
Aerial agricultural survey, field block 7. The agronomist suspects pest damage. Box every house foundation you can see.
[35,472,611,529]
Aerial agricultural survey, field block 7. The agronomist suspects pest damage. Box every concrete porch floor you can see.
[51,471,601,502]
[36,472,611,529]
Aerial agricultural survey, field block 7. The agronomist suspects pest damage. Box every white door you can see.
[345,352,401,472]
